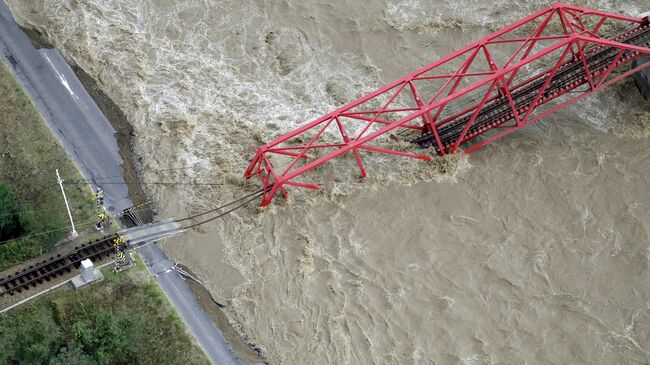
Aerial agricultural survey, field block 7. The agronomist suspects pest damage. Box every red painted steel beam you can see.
[245,4,650,206]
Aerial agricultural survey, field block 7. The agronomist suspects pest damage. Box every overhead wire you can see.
[25,177,222,197]
[175,188,265,223]
[94,164,212,181]
[1,179,262,250]
[0,205,88,219]
[180,191,264,230]
[0,220,98,246]
[62,179,223,187]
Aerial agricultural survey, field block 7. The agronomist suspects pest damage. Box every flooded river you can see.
[6,0,649,363]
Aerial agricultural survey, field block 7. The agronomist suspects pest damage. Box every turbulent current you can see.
[6,0,650,363]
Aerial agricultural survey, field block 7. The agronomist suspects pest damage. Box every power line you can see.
[94,164,212,181]
[0,220,97,246]
[0,205,83,219]
[181,192,263,230]
[62,179,223,187]
[14,183,59,203]
[0,178,262,248]
[176,188,264,223]
[26,175,222,202]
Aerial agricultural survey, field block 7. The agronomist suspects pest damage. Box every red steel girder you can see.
[245,4,650,206]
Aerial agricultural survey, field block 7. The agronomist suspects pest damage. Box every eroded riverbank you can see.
[1,4,263,361]
[7,0,649,363]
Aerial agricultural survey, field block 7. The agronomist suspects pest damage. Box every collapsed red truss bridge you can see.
[245,3,650,206]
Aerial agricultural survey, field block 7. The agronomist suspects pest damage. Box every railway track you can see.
[0,191,260,302]
[413,24,650,151]
[0,234,117,298]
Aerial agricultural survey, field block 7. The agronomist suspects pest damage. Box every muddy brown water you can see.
[6,0,649,363]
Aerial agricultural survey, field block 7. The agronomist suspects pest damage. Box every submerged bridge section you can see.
[245,4,650,206]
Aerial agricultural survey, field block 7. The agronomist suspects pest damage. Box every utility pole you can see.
[56,169,78,238]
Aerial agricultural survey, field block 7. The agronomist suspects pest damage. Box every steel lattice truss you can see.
[245,4,650,205]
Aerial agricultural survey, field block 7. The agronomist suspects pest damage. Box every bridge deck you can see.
[413,23,650,152]
[244,5,650,206]
[121,219,185,248]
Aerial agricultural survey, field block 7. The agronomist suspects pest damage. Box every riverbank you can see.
[0,40,208,363]
[179,264,264,364]
[7,1,649,363]
[10,11,264,363]
[63,45,266,365]
[0,60,96,271]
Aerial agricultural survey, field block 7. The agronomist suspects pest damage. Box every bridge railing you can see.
[245,4,650,206]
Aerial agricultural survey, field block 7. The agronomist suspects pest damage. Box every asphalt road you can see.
[0,5,131,214]
[0,2,250,363]
[139,243,246,365]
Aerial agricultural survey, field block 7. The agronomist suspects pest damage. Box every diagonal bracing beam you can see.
[245,4,650,206]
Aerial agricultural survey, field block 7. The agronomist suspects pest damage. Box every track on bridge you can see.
[244,4,650,206]
[413,22,650,151]
[3,4,649,301]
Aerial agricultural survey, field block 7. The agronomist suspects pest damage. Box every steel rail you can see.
[0,235,117,297]
[414,25,650,150]
[244,5,650,205]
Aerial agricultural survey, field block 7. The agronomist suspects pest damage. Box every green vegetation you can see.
[0,255,209,364]
[0,61,95,270]
[0,182,25,241]
[0,60,208,365]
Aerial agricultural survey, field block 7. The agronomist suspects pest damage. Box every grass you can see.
[0,255,210,364]
[0,59,210,365]
[0,60,96,270]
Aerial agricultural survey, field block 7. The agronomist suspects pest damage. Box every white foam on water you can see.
[7,0,650,364]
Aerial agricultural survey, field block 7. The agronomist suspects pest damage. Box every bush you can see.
[0,179,69,270]
[0,258,208,365]
[0,182,25,241]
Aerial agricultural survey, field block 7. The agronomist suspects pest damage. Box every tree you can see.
[0,181,25,241]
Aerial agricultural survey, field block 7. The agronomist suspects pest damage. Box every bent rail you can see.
[244,4,650,206]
